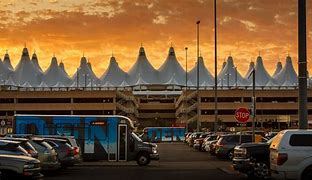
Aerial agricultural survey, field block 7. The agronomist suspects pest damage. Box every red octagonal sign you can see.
[235,108,250,123]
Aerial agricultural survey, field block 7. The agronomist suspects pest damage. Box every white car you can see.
[270,129,312,180]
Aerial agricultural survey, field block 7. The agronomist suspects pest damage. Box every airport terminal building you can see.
[0,46,311,133]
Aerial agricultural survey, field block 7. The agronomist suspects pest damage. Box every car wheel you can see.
[227,150,234,160]
[302,168,312,180]
[254,162,270,179]
[136,152,150,166]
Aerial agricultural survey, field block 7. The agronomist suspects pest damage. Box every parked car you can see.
[0,139,30,157]
[270,130,312,180]
[184,133,192,143]
[2,137,39,158]
[29,137,61,171]
[233,138,274,179]
[215,134,253,160]
[193,133,209,151]
[0,154,43,179]
[202,135,218,152]
[209,140,218,155]
[37,135,81,163]
[5,134,61,171]
[187,132,202,147]
[44,138,75,168]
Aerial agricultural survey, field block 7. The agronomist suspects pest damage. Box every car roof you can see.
[42,138,68,143]
[0,139,21,144]
[3,137,29,142]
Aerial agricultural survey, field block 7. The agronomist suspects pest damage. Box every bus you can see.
[13,115,159,166]
[141,127,185,143]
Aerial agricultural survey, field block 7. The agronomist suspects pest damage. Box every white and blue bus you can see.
[13,115,159,166]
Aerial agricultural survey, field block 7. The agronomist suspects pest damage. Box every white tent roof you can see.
[13,47,42,86]
[244,61,254,79]
[42,56,72,87]
[158,47,185,85]
[253,56,273,86]
[20,81,32,87]
[0,58,12,81]
[274,56,297,86]
[37,81,49,88]
[119,80,129,87]
[72,56,99,87]
[3,52,13,70]
[100,56,127,86]
[102,81,114,87]
[127,47,158,85]
[31,53,43,74]
[188,56,214,86]
[58,61,71,82]
[133,76,149,86]
[273,61,283,78]
[4,76,16,86]
[218,56,246,86]
[165,76,179,85]
[54,81,66,88]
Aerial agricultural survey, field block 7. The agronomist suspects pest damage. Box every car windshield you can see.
[132,132,142,142]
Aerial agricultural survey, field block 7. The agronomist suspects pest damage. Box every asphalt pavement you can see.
[44,143,247,180]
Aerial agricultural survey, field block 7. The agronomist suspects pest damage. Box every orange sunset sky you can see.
[0,0,311,77]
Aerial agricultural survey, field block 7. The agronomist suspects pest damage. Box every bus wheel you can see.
[136,152,150,166]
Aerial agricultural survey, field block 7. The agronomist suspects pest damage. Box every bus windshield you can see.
[132,132,143,142]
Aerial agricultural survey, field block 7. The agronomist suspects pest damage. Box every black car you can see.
[232,138,274,179]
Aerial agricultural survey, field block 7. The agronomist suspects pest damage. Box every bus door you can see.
[117,124,127,161]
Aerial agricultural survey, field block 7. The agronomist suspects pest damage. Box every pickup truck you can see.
[233,138,273,179]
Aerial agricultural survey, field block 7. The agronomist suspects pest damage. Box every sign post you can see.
[235,108,250,144]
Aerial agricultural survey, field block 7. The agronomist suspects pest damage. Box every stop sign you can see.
[235,108,250,123]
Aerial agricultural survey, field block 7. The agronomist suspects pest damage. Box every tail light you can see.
[277,153,288,165]
[73,147,79,155]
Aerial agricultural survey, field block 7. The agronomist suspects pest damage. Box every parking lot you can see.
[44,143,245,180]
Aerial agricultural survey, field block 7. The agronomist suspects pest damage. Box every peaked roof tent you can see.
[0,57,13,81]
[252,56,273,86]
[188,56,214,86]
[3,52,13,70]
[273,61,283,78]
[31,52,43,73]
[244,61,254,79]
[13,47,42,86]
[59,61,71,80]
[127,46,158,85]
[218,56,246,86]
[100,56,127,86]
[158,47,185,85]
[71,56,99,87]
[42,56,72,86]
[274,56,298,86]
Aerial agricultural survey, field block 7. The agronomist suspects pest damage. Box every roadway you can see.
[44,143,246,180]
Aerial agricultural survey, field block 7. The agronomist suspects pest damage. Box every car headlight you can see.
[24,163,35,169]
[152,147,157,154]
[234,147,247,157]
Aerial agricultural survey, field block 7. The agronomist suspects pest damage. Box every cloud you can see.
[153,15,168,25]
[239,20,256,32]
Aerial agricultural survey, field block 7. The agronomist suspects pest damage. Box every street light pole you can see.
[196,21,201,132]
[252,68,256,142]
[76,68,79,89]
[298,0,308,129]
[234,66,238,87]
[226,73,230,88]
[185,47,188,132]
[214,0,218,132]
